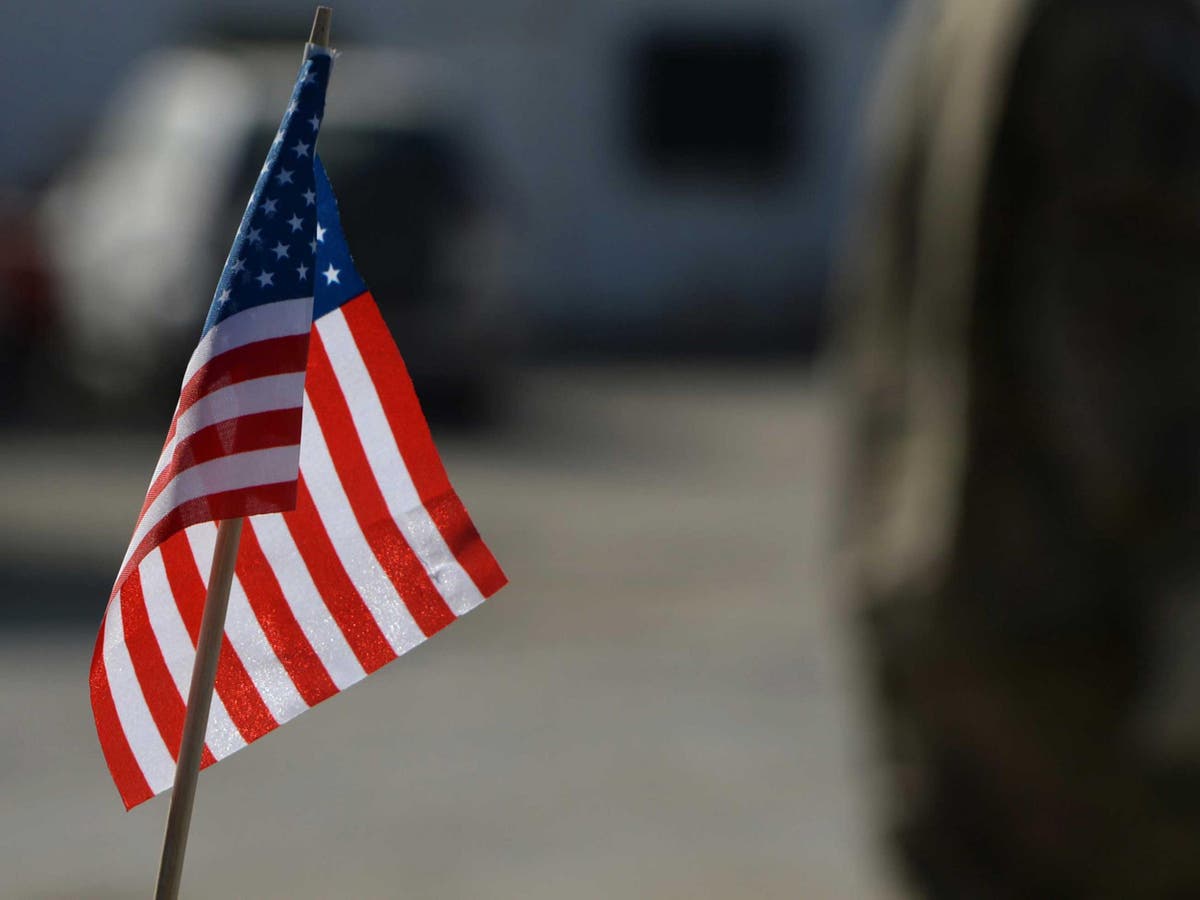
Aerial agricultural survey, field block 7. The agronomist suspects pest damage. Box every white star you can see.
[297,263,309,281]
[261,161,270,175]
[230,257,245,273]
[273,128,284,145]
[287,213,304,232]
[308,114,321,130]
[316,223,327,242]
[276,169,294,186]
[246,227,262,244]
[287,100,297,114]
[218,288,232,302]
[302,188,316,206]
[323,264,341,285]
[309,239,317,253]
[256,270,274,288]
[272,241,290,260]
[302,69,316,85]
[262,197,278,216]
[292,140,310,157]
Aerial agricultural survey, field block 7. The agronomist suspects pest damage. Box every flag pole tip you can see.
[309,7,333,48]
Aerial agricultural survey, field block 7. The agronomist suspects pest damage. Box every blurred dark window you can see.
[630,27,799,181]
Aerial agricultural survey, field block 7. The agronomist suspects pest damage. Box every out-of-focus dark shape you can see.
[630,26,799,182]
[843,0,1200,897]
[0,189,58,420]
[35,42,511,423]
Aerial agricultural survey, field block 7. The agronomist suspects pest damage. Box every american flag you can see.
[91,48,507,809]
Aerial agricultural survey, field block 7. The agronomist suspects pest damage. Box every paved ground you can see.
[0,364,906,899]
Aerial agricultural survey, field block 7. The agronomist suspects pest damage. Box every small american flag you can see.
[91,47,506,809]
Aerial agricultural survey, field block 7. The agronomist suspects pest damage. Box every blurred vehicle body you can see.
[38,43,510,415]
[438,0,896,351]
[23,0,898,385]
[844,0,1200,897]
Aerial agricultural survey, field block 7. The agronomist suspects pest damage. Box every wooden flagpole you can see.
[153,9,332,900]
[154,517,243,900]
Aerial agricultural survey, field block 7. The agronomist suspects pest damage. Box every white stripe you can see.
[183,296,313,385]
[298,396,427,654]
[137,548,247,759]
[318,310,486,617]
[102,602,177,794]
[249,515,367,690]
[148,372,307,488]
[122,445,302,574]
[186,523,308,725]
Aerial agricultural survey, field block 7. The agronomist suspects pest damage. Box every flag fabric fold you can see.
[91,51,507,809]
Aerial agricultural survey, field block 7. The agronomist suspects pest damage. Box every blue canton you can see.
[312,155,368,320]
[204,51,333,335]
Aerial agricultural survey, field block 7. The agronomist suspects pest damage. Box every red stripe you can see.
[114,480,298,600]
[282,476,397,673]
[175,333,309,425]
[425,492,509,597]
[336,295,450,498]
[237,523,340,706]
[90,621,155,810]
[306,330,457,637]
[139,408,303,524]
[338,293,506,597]
[157,532,278,743]
[119,570,216,768]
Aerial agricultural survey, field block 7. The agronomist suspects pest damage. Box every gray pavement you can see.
[0,365,905,899]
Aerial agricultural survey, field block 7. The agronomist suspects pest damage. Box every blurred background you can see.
[5,0,1200,897]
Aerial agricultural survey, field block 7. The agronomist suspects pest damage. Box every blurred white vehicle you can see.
[38,43,511,415]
